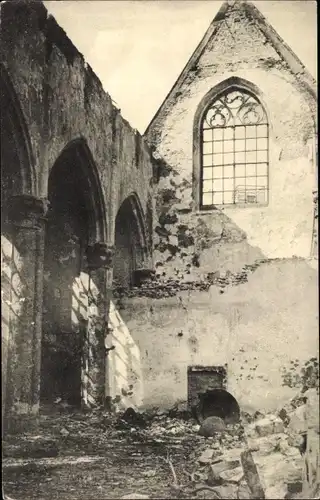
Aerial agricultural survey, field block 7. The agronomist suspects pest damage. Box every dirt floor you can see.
[2,406,224,500]
[2,401,310,500]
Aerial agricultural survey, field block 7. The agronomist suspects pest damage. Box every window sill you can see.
[193,203,269,215]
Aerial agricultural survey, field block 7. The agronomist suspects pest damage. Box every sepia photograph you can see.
[1,0,318,499]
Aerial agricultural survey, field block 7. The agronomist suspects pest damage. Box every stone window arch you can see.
[193,78,269,209]
[113,193,149,290]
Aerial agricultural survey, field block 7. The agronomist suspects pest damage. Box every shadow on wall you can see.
[106,301,143,410]
[72,272,101,408]
[1,235,26,417]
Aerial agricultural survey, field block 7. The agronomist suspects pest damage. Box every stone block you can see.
[255,418,274,437]
[255,416,284,437]
[272,418,285,434]
[207,459,241,484]
[288,405,307,435]
[219,466,244,483]
[255,434,286,456]
[198,448,214,464]
[252,451,302,499]
[222,447,243,462]
[287,431,304,449]
[247,438,260,452]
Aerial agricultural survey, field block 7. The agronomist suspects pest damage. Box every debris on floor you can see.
[2,393,317,500]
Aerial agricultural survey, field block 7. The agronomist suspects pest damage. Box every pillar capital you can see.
[86,242,115,270]
[8,195,49,230]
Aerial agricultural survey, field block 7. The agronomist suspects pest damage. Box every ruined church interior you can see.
[1,0,318,499]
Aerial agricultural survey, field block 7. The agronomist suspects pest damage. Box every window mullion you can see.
[200,87,268,208]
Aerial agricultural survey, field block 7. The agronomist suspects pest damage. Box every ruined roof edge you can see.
[0,0,151,147]
[144,0,317,138]
[243,1,317,96]
[143,1,229,137]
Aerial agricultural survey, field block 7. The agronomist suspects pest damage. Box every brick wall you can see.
[187,365,227,408]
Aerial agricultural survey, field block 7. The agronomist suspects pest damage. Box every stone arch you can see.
[47,138,107,245]
[1,67,43,430]
[0,64,36,208]
[113,192,149,289]
[192,76,270,208]
[41,138,107,407]
[107,193,147,410]
[199,388,240,424]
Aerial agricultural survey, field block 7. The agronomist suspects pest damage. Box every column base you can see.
[4,404,40,435]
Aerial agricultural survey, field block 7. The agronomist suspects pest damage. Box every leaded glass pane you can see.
[201,87,269,207]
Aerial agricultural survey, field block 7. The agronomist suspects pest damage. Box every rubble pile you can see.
[244,414,303,499]
[121,397,310,500]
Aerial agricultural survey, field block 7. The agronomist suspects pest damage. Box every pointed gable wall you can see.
[146,0,317,262]
[197,5,277,67]
[146,1,316,143]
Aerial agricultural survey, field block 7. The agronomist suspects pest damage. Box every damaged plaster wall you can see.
[106,301,143,410]
[147,2,317,266]
[112,1,318,412]
[118,258,318,413]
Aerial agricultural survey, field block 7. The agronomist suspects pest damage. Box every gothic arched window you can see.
[200,88,269,207]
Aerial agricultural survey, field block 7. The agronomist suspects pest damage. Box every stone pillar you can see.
[86,242,114,407]
[104,266,114,411]
[5,195,48,432]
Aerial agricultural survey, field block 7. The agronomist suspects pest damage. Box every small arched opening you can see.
[41,139,107,408]
[113,194,148,290]
[199,389,240,424]
[107,194,148,409]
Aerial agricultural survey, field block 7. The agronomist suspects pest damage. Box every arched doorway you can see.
[40,139,107,408]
